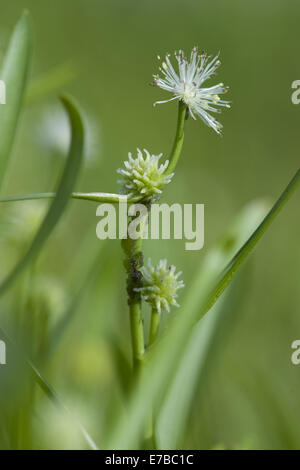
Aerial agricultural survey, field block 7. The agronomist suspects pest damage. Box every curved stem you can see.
[165,100,187,175]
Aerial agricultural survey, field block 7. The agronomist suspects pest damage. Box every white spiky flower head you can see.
[117,148,174,200]
[153,46,230,134]
[136,258,184,314]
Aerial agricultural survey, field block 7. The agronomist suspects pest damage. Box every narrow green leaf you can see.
[157,298,228,449]
[0,94,84,297]
[106,168,300,449]
[156,200,270,449]
[205,168,300,314]
[0,192,139,204]
[48,242,107,355]
[0,327,98,450]
[0,11,32,189]
[26,62,77,104]
[30,362,99,450]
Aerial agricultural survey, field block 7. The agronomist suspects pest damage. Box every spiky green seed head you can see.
[136,258,184,314]
[117,148,174,200]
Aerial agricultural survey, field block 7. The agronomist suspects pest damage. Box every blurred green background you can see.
[0,0,299,449]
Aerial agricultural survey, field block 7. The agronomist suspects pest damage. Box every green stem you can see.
[148,308,160,347]
[129,301,145,372]
[144,307,160,449]
[121,213,148,372]
[0,192,140,204]
[72,192,140,203]
[165,100,187,175]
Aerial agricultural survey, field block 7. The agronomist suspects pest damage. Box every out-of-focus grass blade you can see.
[26,62,77,104]
[0,327,98,450]
[30,362,99,450]
[205,168,299,315]
[0,94,84,297]
[0,11,32,189]
[156,200,270,449]
[157,299,227,449]
[0,192,139,204]
[48,242,107,355]
[105,168,300,449]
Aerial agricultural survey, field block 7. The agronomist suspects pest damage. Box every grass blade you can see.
[48,242,107,355]
[0,94,84,297]
[105,168,300,449]
[30,362,99,450]
[0,11,32,189]
[156,200,270,449]
[26,62,77,104]
[0,192,139,204]
[205,168,300,315]
[0,327,98,450]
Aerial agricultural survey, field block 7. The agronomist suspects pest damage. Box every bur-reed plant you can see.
[0,12,299,449]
